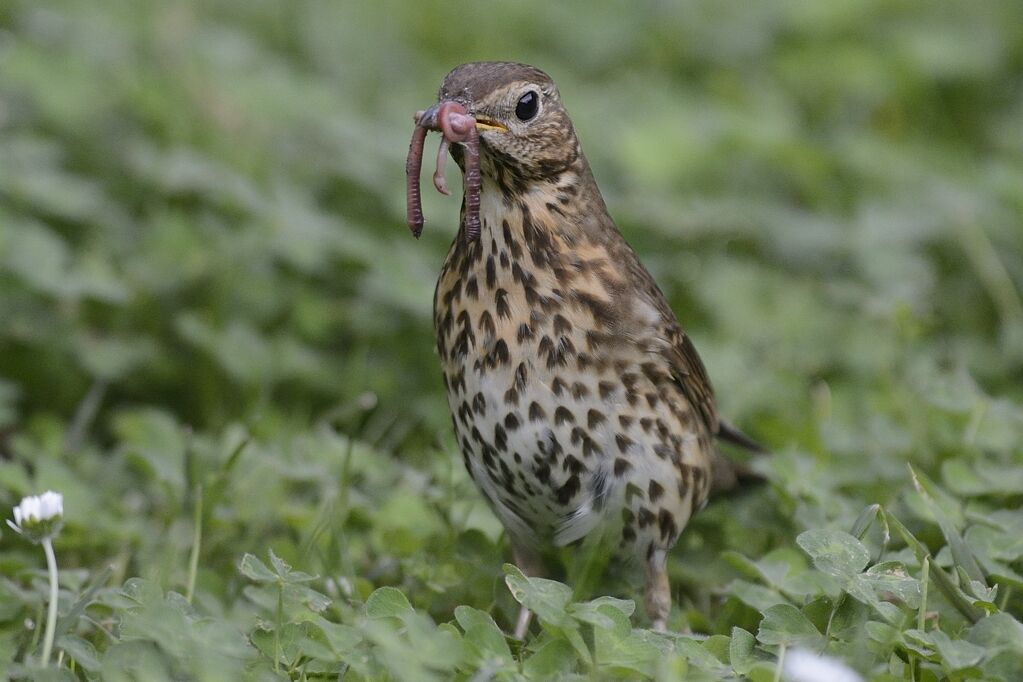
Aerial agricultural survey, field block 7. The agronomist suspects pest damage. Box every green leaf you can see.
[797,528,870,578]
[454,606,512,662]
[286,584,331,613]
[849,504,884,540]
[727,580,790,611]
[886,511,984,623]
[309,616,363,656]
[756,604,825,648]
[905,629,985,670]
[54,566,113,641]
[523,638,576,679]
[268,548,316,583]
[365,586,414,619]
[268,548,291,578]
[596,629,668,677]
[250,621,314,669]
[729,627,758,675]
[673,637,731,674]
[569,598,632,633]
[503,564,574,628]
[238,554,277,583]
[112,408,187,494]
[910,465,986,584]
[56,634,101,672]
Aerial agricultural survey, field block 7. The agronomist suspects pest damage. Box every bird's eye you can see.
[515,91,540,121]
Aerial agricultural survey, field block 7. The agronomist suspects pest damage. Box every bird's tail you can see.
[716,419,767,453]
[710,419,769,495]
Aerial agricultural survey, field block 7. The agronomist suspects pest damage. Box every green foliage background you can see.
[1,0,1022,679]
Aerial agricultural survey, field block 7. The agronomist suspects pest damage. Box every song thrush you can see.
[406,62,761,634]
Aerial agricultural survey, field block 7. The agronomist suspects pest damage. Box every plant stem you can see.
[41,537,59,667]
[918,557,929,631]
[275,583,283,673]
[186,484,203,604]
[773,643,785,682]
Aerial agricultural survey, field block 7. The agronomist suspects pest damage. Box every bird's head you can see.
[406,62,597,240]
[428,62,580,183]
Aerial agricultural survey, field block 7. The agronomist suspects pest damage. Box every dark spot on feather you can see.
[653,444,675,461]
[658,509,677,542]
[485,256,496,289]
[625,482,643,503]
[614,458,631,476]
[514,362,528,390]
[648,481,664,503]
[538,335,553,359]
[638,507,655,529]
[495,288,511,318]
[563,455,584,474]
[533,461,551,484]
[556,475,580,505]
[472,392,486,415]
[582,435,602,458]
[478,310,495,337]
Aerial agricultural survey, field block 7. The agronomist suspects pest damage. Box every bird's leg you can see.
[511,541,544,640]
[644,548,671,632]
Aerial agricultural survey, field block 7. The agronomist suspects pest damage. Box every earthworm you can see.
[405,121,427,238]
[433,138,451,196]
[405,101,482,241]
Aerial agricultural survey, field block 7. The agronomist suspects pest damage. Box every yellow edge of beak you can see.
[475,119,508,132]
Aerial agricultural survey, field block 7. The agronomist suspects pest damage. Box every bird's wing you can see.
[616,239,765,453]
[662,323,720,437]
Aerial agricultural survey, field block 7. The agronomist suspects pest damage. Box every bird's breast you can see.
[433,187,711,550]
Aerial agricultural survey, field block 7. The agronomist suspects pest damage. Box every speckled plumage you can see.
[426,62,747,632]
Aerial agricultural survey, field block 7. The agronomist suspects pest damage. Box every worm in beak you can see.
[405,101,483,241]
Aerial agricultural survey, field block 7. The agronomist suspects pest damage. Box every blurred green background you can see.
[2,0,1020,444]
[1,0,1022,677]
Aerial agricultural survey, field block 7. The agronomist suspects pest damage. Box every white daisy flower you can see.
[783,648,864,682]
[8,491,64,543]
[8,490,65,667]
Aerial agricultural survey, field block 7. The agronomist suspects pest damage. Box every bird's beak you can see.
[416,103,507,133]
[474,116,508,133]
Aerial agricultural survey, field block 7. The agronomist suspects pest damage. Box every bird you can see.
[408,61,762,635]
